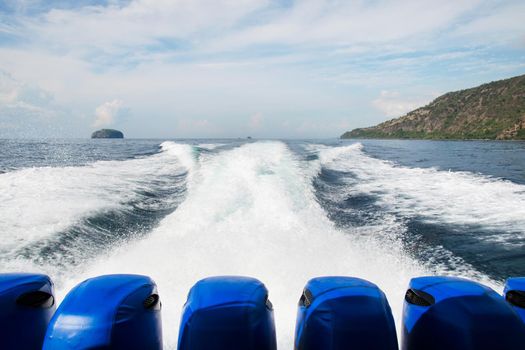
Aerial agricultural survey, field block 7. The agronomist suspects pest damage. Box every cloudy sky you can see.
[1,0,524,138]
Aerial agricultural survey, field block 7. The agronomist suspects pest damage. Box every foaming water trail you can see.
[57,141,430,349]
[159,142,198,171]
[309,142,525,281]
[316,143,525,241]
[0,142,194,269]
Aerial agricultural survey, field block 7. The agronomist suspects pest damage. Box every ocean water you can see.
[1,138,524,348]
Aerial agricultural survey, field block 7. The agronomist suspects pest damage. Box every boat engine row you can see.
[1,273,525,349]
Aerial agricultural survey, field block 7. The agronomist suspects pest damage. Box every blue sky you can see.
[0,0,524,138]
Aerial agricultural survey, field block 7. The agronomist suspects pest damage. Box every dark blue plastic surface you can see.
[0,273,55,350]
[178,276,277,350]
[294,276,398,350]
[402,276,525,350]
[504,277,525,323]
[43,274,162,350]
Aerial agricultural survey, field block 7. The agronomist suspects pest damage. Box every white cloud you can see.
[93,99,123,127]
[20,0,269,59]
[9,0,509,64]
[452,1,525,43]
[249,112,263,130]
[208,0,485,52]
[373,91,435,118]
[0,70,56,118]
[0,70,81,137]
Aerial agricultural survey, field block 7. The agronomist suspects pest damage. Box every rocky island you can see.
[91,129,124,139]
[341,74,525,140]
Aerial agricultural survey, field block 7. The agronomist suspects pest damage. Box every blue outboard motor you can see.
[504,277,525,323]
[294,276,398,350]
[178,276,277,350]
[0,273,55,350]
[43,274,162,350]
[402,276,525,350]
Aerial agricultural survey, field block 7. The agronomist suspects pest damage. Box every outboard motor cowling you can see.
[178,276,277,350]
[294,276,398,350]
[0,273,55,350]
[504,277,525,323]
[402,276,525,350]
[43,274,162,350]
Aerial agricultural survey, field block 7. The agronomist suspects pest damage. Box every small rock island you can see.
[91,129,124,139]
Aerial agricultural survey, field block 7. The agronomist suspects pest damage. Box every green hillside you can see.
[342,74,525,140]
